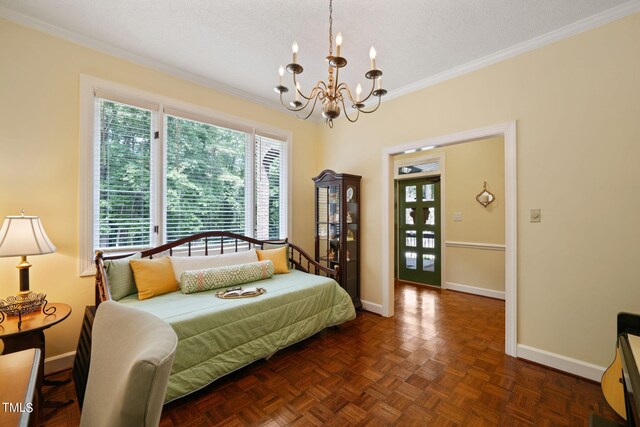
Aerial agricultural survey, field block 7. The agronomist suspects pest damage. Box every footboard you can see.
[94,231,338,306]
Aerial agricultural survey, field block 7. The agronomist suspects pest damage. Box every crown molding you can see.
[384,0,640,102]
[0,5,309,119]
[2,2,639,115]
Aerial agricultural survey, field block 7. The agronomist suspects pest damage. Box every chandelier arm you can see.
[340,97,360,123]
[312,80,329,92]
[337,84,356,105]
[290,75,328,102]
[296,92,323,120]
[358,78,378,104]
[278,91,294,111]
[357,94,383,114]
[311,84,330,105]
[279,90,316,112]
[305,85,324,102]
[336,82,351,94]
[279,92,301,112]
[291,73,313,101]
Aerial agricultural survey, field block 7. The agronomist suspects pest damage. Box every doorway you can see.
[397,177,441,286]
[381,121,517,356]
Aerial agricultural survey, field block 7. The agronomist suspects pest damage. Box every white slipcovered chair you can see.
[80,300,178,427]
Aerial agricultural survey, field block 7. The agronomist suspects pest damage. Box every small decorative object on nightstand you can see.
[313,170,362,309]
[0,293,57,330]
[0,211,57,328]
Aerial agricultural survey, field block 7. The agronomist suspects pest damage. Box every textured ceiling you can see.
[0,0,633,109]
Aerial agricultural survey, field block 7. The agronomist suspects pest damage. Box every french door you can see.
[397,177,441,286]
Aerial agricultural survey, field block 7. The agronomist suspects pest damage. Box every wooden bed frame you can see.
[94,231,338,306]
[74,232,339,408]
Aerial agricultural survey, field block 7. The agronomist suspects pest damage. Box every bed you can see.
[91,232,356,403]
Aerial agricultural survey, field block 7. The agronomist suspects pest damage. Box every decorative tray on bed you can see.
[215,287,266,299]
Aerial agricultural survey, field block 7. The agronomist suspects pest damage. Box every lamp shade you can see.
[0,215,56,257]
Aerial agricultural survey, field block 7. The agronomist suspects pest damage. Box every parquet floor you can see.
[41,282,621,426]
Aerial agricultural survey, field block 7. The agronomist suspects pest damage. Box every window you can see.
[394,154,443,181]
[96,99,153,249]
[397,161,439,177]
[80,76,290,274]
[165,115,248,242]
[255,135,285,240]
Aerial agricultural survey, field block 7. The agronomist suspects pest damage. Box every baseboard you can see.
[361,299,383,315]
[517,344,605,382]
[445,282,505,300]
[45,351,76,375]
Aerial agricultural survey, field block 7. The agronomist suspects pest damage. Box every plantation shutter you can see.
[165,115,248,242]
[95,98,153,250]
[255,135,286,240]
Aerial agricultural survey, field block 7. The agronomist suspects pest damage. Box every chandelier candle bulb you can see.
[336,32,342,57]
[292,41,299,64]
[278,65,284,85]
[356,83,362,102]
[376,76,381,90]
[370,46,377,69]
[295,82,300,101]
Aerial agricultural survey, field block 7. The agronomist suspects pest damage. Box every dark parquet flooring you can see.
[41,282,621,426]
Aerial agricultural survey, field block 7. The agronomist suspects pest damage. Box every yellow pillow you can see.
[256,247,290,274]
[129,257,179,300]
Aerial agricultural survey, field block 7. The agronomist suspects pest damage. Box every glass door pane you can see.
[397,177,441,286]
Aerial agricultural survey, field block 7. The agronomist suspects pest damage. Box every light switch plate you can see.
[453,212,462,222]
[530,209,541,223]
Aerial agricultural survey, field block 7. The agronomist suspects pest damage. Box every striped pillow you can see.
[180,260,274,294]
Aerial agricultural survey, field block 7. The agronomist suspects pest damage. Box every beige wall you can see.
[319,13,640,367]
[2,11,640,373]
[0,18,320,358]
[396,136,505,293]
[445,247,505,292]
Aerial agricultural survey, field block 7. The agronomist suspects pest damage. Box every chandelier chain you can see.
[328,0,333,56]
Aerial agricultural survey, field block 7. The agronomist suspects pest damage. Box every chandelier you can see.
[273,0,386,127]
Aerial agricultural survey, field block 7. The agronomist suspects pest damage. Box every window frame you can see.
[254,133,289,240]
[394,154,442,180]
[79,75,292,276]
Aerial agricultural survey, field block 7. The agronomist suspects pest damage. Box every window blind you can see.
[95,98,153,249]
[165,115,247,242]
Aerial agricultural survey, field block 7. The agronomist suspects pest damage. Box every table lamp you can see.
[0,211,56,294]
[0,212,57,327]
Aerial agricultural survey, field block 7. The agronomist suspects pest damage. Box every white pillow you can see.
[170,249,259,282]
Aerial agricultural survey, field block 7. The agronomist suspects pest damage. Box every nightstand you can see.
[0,303,73,407]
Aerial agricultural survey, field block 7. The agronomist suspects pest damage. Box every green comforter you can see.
[119,270,355,402]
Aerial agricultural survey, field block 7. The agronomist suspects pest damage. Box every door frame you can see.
[381,121,517,357]
[394,153,446,288]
